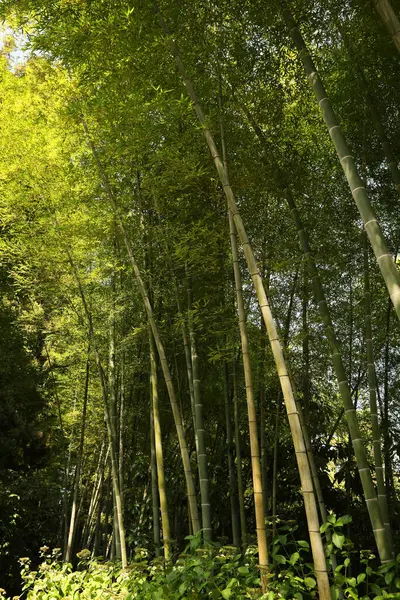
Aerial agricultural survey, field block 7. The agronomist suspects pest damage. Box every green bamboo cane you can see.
[373,0,400,52]
[229,209,269,578]
[149,327,172,561]
[363,233,393,553]
[223,362,241,548]
[240,102,391,561]
[282,3,400,323]
[187,272,212,542]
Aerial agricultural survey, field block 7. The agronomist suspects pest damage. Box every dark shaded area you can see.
[0,278,59,594]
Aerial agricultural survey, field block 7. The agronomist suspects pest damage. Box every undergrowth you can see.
[5,517,400,600]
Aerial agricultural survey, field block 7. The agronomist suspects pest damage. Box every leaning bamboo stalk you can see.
[241,101,391,563]
[285,191,391,562]
[282,3,400,323]
[363,233,393,551]
[154,12,330,597]
[373,0,400,52]
[80,117,200,535]
[218,72,267,577]
[228,210,268,578]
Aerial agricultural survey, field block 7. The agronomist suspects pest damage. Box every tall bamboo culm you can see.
[187,273,212,541]
[363,233,393,553]
[150,404,161,558]
[149,327,172,561]
[228,209,268,580]
[65,350,90,563]
[282,3,400,323]
[154,9,330,597]
[219,69,267,580]
[223,362,241,548]
[373,0,400,52]
[232,359,247,549]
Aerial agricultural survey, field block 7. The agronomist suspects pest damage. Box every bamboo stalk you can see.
[373,0,400,52]
[282,3,400,323]
[150,327,172,561]
[363,233,393,552]
[187,271,212,542]
[65,349,90,562]
[241,99,392,563]
[223,362,241,547]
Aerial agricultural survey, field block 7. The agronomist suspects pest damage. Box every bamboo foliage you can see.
[340,31,400,198]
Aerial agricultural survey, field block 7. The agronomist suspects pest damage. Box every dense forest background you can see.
[1,0,400,598]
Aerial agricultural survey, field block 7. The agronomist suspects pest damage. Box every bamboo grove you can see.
[1,0,400,597]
